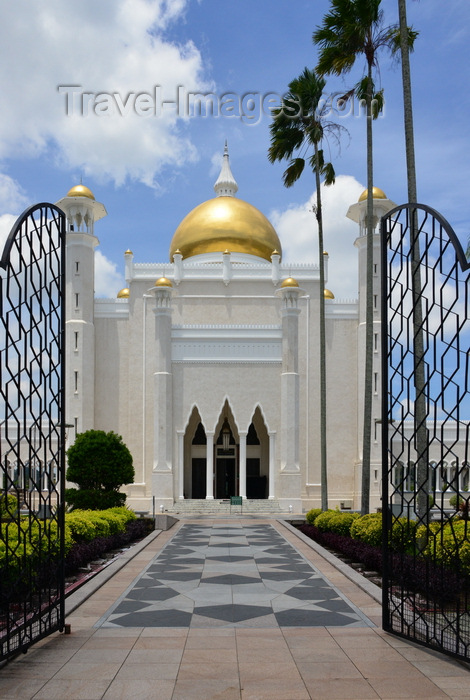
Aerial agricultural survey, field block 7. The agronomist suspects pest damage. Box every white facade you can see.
[57,157,399,513]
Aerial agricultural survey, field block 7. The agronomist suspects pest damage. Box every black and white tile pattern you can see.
[97,524,373,629]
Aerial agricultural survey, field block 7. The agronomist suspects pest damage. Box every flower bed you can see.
[299,510,468,604]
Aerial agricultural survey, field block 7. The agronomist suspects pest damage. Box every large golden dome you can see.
[169,195,282,262]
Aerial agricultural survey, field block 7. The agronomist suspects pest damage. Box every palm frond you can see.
[282,158,306,188]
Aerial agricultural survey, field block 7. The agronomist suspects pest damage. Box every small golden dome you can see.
[281,277,299,288]
[155,277,172,287]
[358,186,387,202]
[67,184,95,200]
[124,249,133,255]
[169,196,282,262]
[117,288,130,299]
[324,288,335,299]
[272,249,280,256]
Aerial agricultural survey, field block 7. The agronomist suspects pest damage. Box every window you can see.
[74,331,79,351]
[247,423,260,445]
[192,422,207,445]
[75,293,79,308]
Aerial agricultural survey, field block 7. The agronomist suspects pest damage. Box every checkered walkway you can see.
[97,523,372,629]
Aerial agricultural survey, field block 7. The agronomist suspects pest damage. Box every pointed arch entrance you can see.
[214,405,238,499]
[182,403,271,499]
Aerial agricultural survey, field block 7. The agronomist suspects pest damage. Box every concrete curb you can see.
[64,528,163,616]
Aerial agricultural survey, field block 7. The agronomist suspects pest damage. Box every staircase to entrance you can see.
[166,499,284,515]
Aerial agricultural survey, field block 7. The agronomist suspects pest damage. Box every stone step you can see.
[166,499,283,515]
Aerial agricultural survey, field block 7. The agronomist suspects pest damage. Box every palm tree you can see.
[313,0,398,515]
[394,0,418,204]
[392,1,428,521]
[268,67,344,512]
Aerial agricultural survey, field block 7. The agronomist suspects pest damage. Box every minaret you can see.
[347,187,396,508]
[55,184,107,444]
[213,141,238,197]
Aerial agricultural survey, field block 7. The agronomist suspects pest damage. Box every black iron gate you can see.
[381,203,470,661]
[0,203,66,661]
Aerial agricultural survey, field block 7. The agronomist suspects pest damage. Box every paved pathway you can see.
[0,517,468,699]
[98,523,371,629]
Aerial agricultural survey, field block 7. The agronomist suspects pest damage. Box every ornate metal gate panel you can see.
[381,203,470,660]
[0,203,66,661]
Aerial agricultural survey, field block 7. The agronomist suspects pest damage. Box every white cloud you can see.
[0,0,211,186]
[270,175,365,300]
[0,174,28,212]
[0,214,19,258]
[94,250,125,298]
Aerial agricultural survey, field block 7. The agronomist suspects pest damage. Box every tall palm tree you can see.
[313,0,398,515]
[268,67,344,511]
[392,1,428,521]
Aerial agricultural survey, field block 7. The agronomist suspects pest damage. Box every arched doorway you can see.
[182,403,271,499]
[215,418,237,498]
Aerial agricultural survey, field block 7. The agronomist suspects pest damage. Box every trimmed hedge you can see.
[298,522,465,603]
[305,508,322,525]
[315,510,360,536]
[0,507,144,601]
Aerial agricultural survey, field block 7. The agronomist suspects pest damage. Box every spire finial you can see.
[214,142,238,197]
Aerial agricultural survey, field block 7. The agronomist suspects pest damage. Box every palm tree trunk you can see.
[315,143,328,511]
[362,63,374,516]
[397,0,428,522]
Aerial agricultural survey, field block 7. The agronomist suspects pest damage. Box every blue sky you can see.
[0,0,468,299]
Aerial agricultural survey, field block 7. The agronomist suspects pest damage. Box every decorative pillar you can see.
[177,430,184,499]
[239,431,247,499]
[347,189,396,508]
[277,278,302,512]
[222,250,232,286]
[152,277,174,508]
[271,250,281,285]
[206,432,214,499]
[268,432,276,499]
[173,250,183,285]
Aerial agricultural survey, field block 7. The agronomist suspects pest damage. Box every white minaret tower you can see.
[213,141,238,197]
[347,187,396,509]
[55,184,107,444]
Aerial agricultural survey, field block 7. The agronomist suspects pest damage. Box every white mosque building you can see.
[56,147,397,514]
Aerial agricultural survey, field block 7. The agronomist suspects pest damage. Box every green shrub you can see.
[417,521,470,572]
[65,488,127,511]
[305,508,322,525]
[350,513,383,547]
[0,493,19,519]
[390,516,418,553]
[66,430,134,510]
[65,507,136,542]
[449,493,469,509]
[315,510,360,536]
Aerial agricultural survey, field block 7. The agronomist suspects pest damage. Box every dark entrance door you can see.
[216,458,236,498]
[191,458,206,498]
